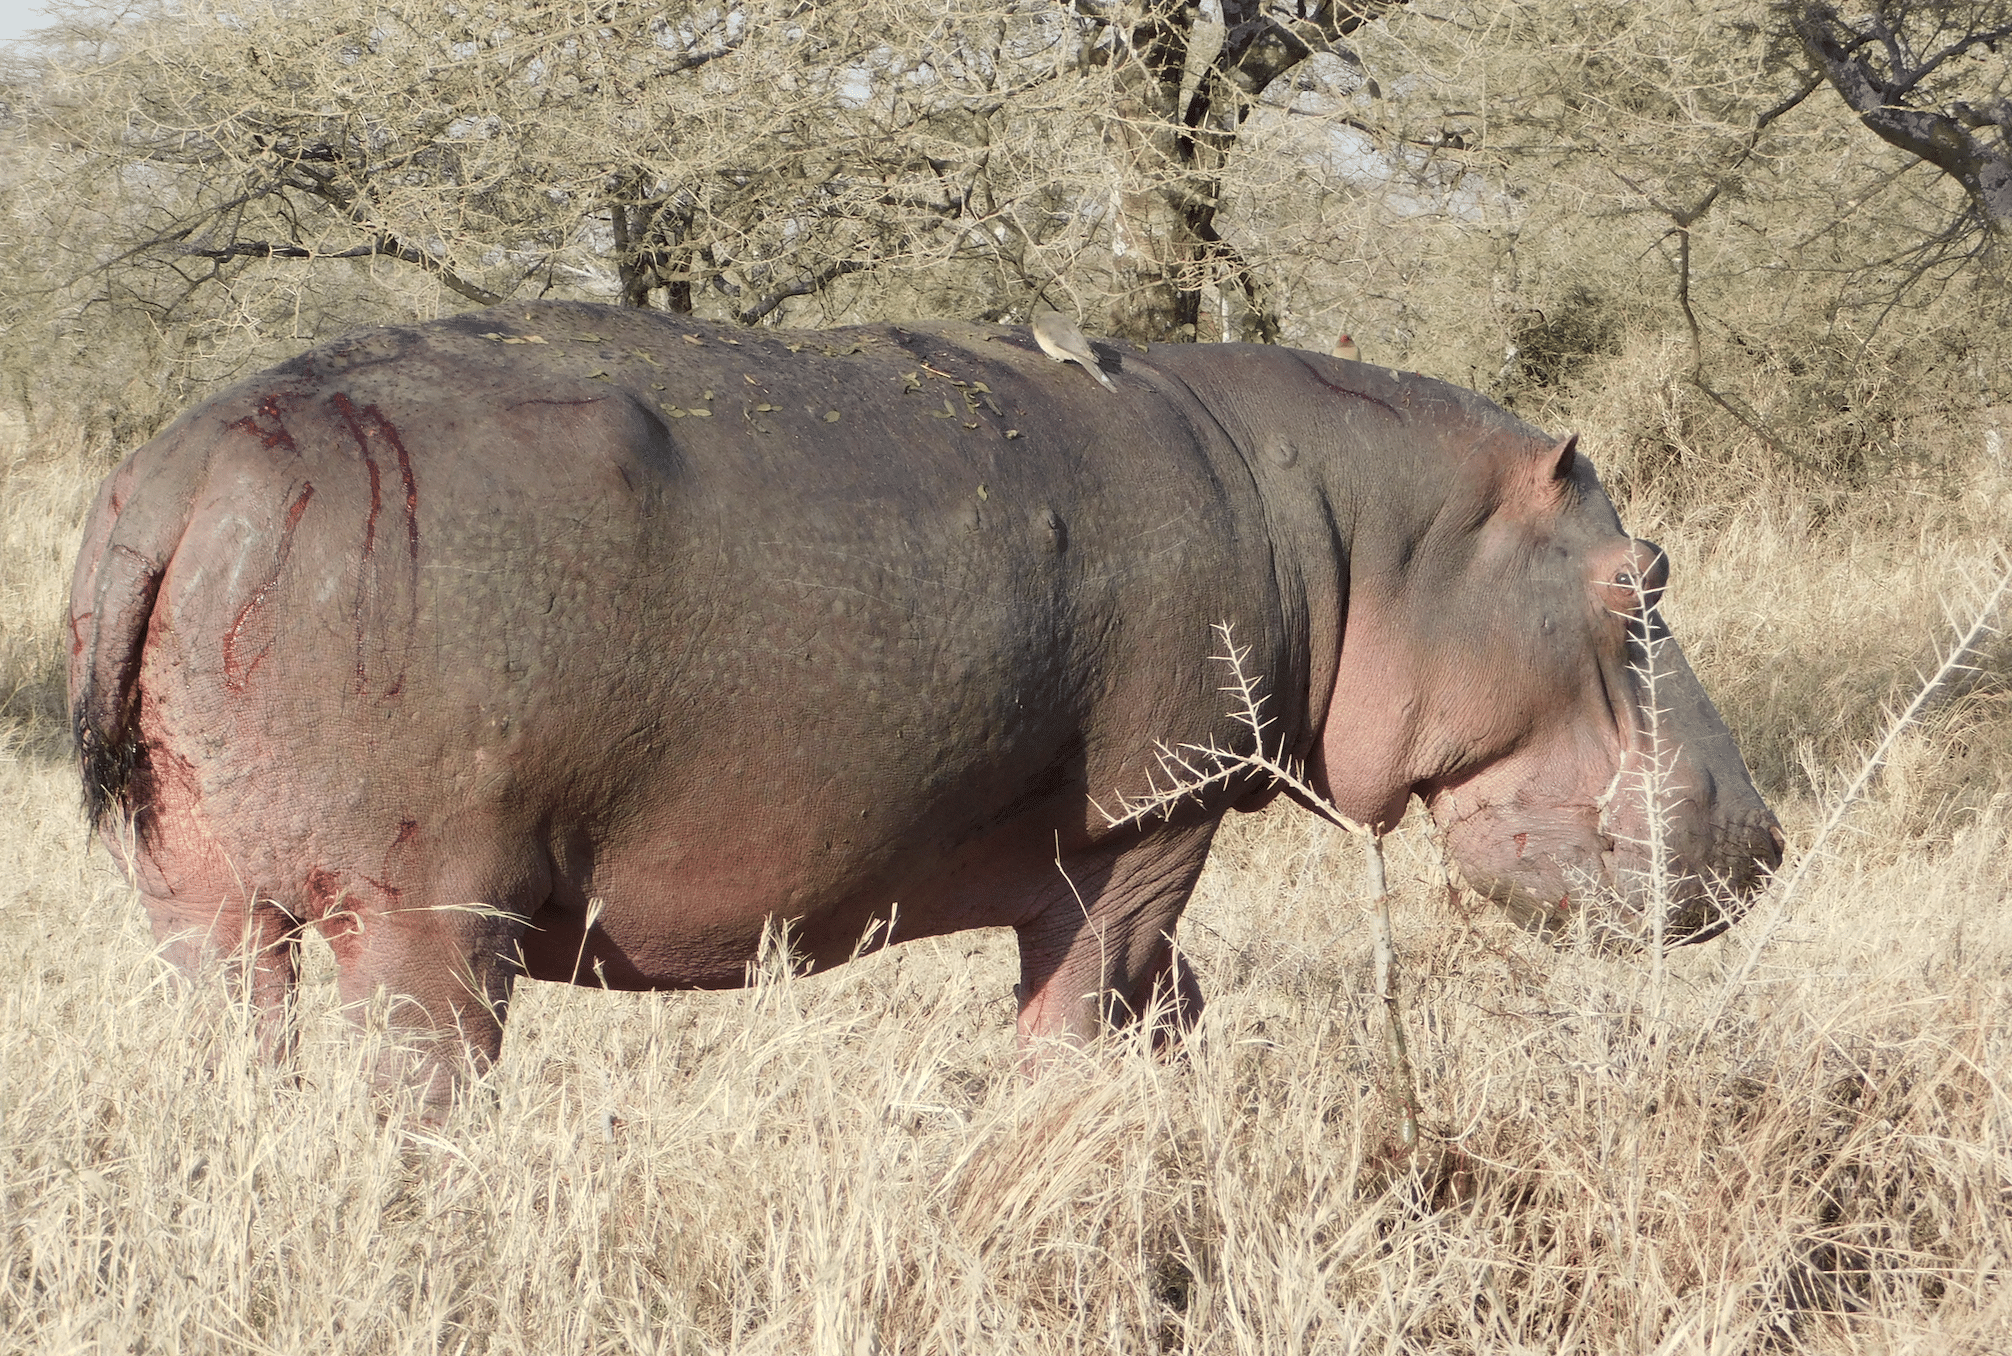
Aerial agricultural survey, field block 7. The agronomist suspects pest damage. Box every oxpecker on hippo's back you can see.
[1030,308,1117,391]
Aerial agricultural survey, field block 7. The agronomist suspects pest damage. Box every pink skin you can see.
[1312,443,1620,828]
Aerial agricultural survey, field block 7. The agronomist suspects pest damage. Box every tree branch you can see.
[1791,4,2012,232]
[734,256,874,326]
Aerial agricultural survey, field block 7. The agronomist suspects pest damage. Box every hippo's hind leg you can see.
[141,889,303,1065]
[311,841,550,1118]
[1012,820,1217,1055]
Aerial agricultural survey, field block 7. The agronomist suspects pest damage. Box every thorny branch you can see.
[1691,546,2012,1052]
[1094,622,1366,835]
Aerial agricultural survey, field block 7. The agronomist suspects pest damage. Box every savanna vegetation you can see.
[2,0,2010,1349]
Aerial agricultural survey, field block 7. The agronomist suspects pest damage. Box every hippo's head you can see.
[1312,429,1783,946]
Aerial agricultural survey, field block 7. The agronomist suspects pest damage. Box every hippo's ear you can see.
[1548,433,1579,482]
[1508,433,1580,511]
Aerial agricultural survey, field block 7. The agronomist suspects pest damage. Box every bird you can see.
[1332,333,1360,362]
[1031,309,1117,391]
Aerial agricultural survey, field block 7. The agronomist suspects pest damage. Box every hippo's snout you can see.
[1430,772,1784,951]
[1594,768,1786,941]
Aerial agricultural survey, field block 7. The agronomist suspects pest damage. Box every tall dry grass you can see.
[3,407,2010,1352]
[0,428,100,756]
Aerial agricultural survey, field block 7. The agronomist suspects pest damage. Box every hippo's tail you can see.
[70,458,195,834]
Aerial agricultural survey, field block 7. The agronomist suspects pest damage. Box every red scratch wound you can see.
[330,393,421,696]
[70,611,91,657]
[310,868,366,964]
[388,419,420,566]
[226,394,299,452]
[1288,354,1401,414]
[352,448,384,693]
[305,866,344,916]
[384,819,420,869]
[222,483,316,693]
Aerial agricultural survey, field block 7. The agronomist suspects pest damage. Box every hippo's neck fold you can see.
[1136,351,1364,784]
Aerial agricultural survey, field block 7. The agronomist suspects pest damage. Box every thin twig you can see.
[1368,836,1420,1152]
[1780,553,2009,906]
[1692,549,2012,1051]
[1094,623,1365,834]
[1098,623,1415,1150]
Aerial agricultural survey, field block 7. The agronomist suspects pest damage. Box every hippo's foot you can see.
[316,888,534,1124]
[354,1019,507,1126]
[136,840,542,1122]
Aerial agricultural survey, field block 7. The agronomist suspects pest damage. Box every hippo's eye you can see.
[1616,570,1637,589]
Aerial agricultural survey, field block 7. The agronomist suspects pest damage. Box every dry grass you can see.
[3,415,2010,1353]
[0,431,100,754]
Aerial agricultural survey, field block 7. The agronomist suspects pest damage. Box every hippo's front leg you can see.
[1012,820,1217,1052]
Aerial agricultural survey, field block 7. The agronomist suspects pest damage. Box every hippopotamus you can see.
[69,302,1782,1109]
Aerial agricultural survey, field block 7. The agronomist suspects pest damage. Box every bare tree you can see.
[1,0,1414,366]
[13,0,1060,323]
[3,0,2007,469]
[1086,0,1404,341]
[1321,2,1842,385]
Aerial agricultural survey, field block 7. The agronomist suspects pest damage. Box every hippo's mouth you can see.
[1459,864,1742,949]
[1432,795,1784,951]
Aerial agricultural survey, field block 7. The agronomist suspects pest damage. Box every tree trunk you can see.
[1099,0,1402,343]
